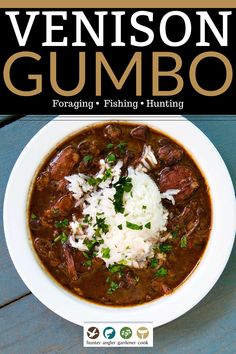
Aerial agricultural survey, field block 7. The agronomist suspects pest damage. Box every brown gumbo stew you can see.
[29,123,211,306]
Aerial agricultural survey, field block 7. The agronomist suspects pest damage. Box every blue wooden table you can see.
[0,115,235,354]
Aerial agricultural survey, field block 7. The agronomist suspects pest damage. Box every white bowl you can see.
[4,115,236,327]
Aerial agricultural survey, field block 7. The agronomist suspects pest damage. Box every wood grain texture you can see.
[189,118,236,189]
[0,115,235,354]
[0,244,235,354]
[0,116,55,305]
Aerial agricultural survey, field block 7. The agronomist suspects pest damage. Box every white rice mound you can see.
[66,162,169,268]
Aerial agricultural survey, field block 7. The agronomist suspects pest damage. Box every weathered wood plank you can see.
[189,118,236,188]
[0,243,235,354]
[0,116,55,306]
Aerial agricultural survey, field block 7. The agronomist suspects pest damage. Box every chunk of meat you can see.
[78,156,100,174]
[157,144,183,165]
[119,269,137,289]
[78,139,100,157]
[121,150,135,174]
[157,137,171,146]
[135,144,159,172]
[44,194,74,219]
[159,165,199,203]
[30,217,53,233]
[61,244,78,281]
[161,283,172,294]
[29,219,41,231]
[130,125,149,141]
[104,124,121,140]
[34,238,60,267]
[36,171,50,191]
[150,277,161,292]
[169,201,200,237]
[55,179,69,193]
[50,146,79,181]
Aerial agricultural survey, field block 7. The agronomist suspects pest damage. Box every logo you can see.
[137,327,149,339]
[103,326,116,339]
[120,327,132,339]
[87,327,99,339]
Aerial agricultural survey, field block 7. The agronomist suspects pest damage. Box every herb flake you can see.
[159,243,172,253]
[83,259,92,267]
[83,155,93,163]
[53,232,68,245]
[113,176,133,213]
[108,264,124,274]
[117,142,128,154]
[106,143,114,149]
[145,222,151,229]
[180,235,188,248]
[126,221,143,230]
[102,247,110,259]
[55,218,69,229]
[150,257,158,268]
[107,153,116,163]
[155,267,168,277]
[83,238,97,251]
[107,281,119,295]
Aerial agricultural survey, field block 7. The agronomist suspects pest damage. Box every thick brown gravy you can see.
[29,123,211,306]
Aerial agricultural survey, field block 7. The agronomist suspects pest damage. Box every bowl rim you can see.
[3,115,236,327]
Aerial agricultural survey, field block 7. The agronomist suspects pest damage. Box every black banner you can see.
[0,9,235,114]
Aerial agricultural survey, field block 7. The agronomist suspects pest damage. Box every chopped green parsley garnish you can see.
[83,155,93,163]
[55,218,69,229]
[94,216,109,235]
[107,153,116,163]
[30,213,37,220]
[180,235,188,248]
[103,168,112,181]
[118,259,127,265]
[53,232,68,244]
[113,176,133,213]
[155,267,168,277]
[83,238,97,251]
[102,247,110,259]
[106,143,114,149]
[87,176,101,186]
[126,221,143,230]
[83,215,93,225]
[142,205,147,210]
[107,281,119,295]
[171,228,179,238]
[83,259,92,267]
[159,243,172,253]
[117,142,128,154]
[150,257,158,268]
[108,263,124,274]
[82,252,90,259]
[145,222,151,229]
[118,224,123,230]
[87,169,112,186]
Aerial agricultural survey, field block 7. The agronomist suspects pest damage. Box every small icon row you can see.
[87,326,149,340]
